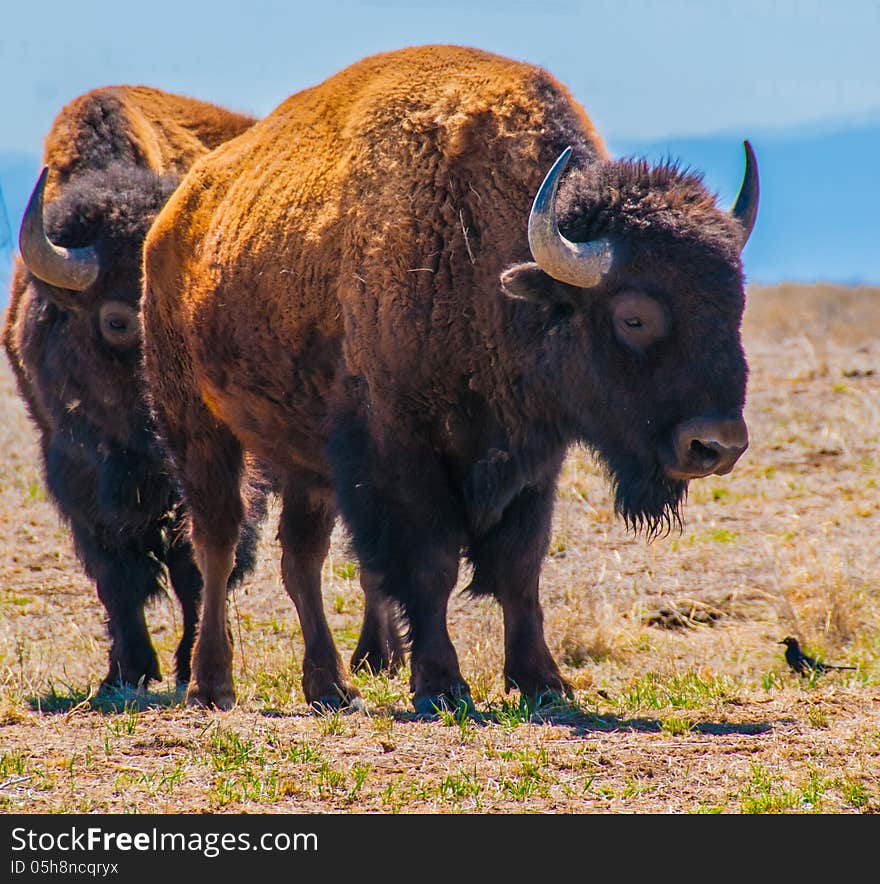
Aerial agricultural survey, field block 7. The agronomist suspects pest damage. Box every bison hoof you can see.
[310,691,365,715]
[526,688,574,717]
[413,685,477,720]
[505,673,574,705]
[185,682,236,710]
[99,676,144,696]
[101,658,161,692]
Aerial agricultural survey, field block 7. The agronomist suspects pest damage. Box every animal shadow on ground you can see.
[28,683,185,715]
[25,689,780,737]
[390,694,777,736]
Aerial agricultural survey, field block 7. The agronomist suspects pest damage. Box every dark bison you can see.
[3,86,266,690]
[142,45,758,712]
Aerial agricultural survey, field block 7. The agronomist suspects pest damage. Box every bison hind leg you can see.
[278,477,363,711]
[164,533,201,687]
[179,429,251,711]
[350,572,407,675]
[164,469,268,688]
[155,422,246,710]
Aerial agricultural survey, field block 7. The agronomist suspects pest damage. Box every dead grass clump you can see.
[776,544,862,649]
[0,695,29,726]
[551,589,632,669]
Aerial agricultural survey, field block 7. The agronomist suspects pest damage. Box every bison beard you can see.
[580,388,689,540]
[141,45,755,714]
[608,455,687,540]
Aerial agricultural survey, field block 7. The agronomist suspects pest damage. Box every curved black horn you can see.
[528,147,613,289]
[19,166,99,291]
[731,140,759,250]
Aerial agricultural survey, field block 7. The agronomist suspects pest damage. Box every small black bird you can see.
[779,636,856,677]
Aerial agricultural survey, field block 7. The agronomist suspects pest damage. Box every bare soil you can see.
[1,282,879,814]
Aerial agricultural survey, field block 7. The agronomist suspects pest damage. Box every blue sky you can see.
[1,1,878,284]
[2,0,877,150]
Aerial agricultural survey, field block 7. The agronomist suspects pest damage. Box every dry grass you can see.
[1,282,879,814]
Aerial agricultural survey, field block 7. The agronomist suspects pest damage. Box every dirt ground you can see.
[1,282,878,814]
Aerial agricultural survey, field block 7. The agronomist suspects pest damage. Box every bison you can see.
[142,45,758,713]
[3,86,268,690]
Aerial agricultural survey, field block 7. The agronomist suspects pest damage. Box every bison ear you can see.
[499,262,575,306]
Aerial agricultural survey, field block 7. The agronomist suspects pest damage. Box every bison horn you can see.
[19,166,100,292]
[528,146,614,289]
[731,140,759,250]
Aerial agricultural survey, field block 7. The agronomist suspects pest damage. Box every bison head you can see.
[17,163,178,445]
[500,144,758,536]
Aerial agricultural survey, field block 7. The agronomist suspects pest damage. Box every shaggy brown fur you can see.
[2,87,262,689]
[40,86,256,197]
[142,45,752,712]
[5,85,256,443]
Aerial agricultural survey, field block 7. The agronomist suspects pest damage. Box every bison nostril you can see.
[689,439,720,468]
[665,417,748,480]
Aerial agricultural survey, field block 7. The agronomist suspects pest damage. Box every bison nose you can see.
[663,417,749,481]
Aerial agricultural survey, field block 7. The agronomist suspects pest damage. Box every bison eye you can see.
[610,291,667,350]
[98,300,140,349]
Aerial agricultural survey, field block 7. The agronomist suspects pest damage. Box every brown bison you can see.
[142,45,758,713]
[3,86,267,690]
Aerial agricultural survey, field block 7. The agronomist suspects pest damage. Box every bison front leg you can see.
[466,483,572,704]
[72,528,163,690]
[330,422,471,715]
[350,558,468,717]
[403,559,473,717]
[95,564,162,690]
